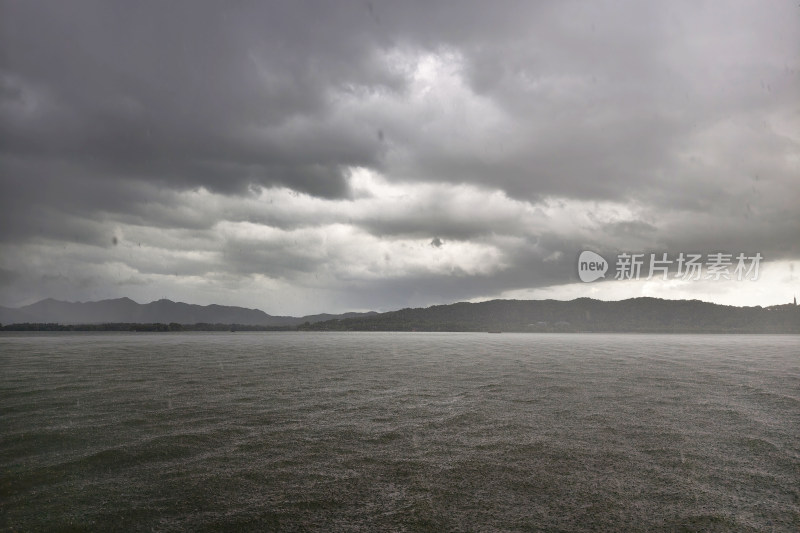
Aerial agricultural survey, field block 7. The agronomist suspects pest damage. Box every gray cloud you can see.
[1,0,798,312]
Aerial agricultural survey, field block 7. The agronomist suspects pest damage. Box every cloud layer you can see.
[1,1,798,313]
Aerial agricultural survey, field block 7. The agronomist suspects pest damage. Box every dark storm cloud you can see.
[0,1,396,204]
[1,0,798,311]
[3,0,797,212]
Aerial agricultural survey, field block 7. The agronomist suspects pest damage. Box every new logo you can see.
[578,251,608,282]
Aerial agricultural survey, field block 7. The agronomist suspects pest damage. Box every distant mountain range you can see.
[0,297,375,327]
[299,297,800,334]
[2,297,798,333]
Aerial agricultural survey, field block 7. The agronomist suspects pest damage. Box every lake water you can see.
[1,332,798,531]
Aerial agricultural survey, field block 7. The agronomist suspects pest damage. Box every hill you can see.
[298,298,800,334]
[0,298,374,327]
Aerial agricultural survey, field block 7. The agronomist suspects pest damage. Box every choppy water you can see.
[1,332,798,532]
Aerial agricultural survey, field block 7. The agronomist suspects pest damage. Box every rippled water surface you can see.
[1,332,798,531]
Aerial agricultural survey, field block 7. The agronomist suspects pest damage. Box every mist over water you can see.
[2,332,798,531]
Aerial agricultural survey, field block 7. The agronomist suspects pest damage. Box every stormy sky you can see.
[1,0,798,315]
